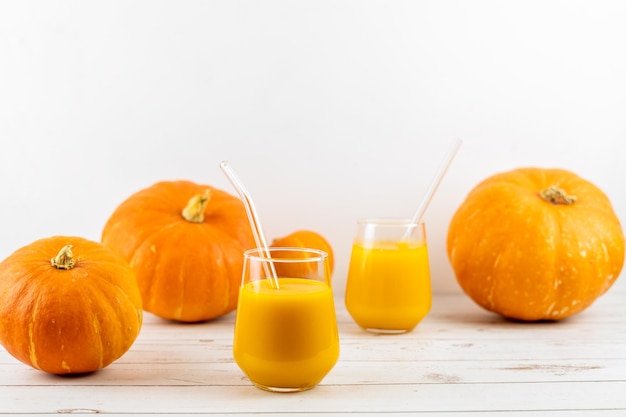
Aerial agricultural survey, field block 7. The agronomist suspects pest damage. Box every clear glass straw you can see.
[404,138,463,239]
[220,160,279,289]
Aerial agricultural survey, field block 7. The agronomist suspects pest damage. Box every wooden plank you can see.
[1,358,624,387]
[130,311,626,342]
[1,382,625,414]
[5,337,617,366]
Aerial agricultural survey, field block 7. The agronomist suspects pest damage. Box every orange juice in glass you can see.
[345,219,432,334]
[233,247,339,392]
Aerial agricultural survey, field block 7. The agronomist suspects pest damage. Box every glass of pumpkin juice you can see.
[233,247,339,393]
[345,218,432,334]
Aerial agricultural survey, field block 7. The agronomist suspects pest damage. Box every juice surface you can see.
[345,241,432,332]
[233,278,339,390]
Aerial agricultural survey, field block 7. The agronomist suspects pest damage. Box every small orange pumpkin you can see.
[101,180,255,322]
[0,236,143,374]
[270,230,335,274]
[447,167,624,321]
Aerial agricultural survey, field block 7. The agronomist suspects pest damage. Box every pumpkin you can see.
[447,167,624,321]
[0,236,143,374]
[270,230,335,274]
[101,180,255,322]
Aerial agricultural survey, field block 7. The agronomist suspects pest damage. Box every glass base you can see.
[362,327,413,335]
[252,382,316,393]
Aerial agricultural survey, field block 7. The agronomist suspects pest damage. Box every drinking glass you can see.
[345,218,432,334]
[233,247,340,392]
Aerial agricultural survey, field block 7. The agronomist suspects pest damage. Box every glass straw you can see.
[220,160,279,289]
[404,138,463,239]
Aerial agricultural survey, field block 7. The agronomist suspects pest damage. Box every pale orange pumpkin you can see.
[447,167,624,321]
[0,236,143,374]
[271,230,335,274]
[101,180,255,322]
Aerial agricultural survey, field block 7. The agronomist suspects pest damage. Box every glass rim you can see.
[244,247,328,263]
[356,217,425,227]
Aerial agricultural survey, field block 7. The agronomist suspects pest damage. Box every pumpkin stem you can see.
[539,186,577,205]
[51,245,76,270]
[182,189,211,223]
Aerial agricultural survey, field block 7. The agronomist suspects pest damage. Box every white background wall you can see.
[1,1,625,295]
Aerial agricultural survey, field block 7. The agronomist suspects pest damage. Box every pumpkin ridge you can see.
[128,222,191,318]
[190,226,232,320]
[486,253,499,312]
[543,206,565,320]
[143,240,165,317]
[27,290,44,370]
[50,270,92,373]
[569,211,623,299]
[80,274,122,369]
[209,230,234,317]
[199,229,224,319]
[173,250,188,321]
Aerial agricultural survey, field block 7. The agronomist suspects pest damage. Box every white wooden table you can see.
[2,284,625,416]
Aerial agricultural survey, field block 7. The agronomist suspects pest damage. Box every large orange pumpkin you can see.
[447,167,624,321]
[101,180,255,322]
[0,236,143,374]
